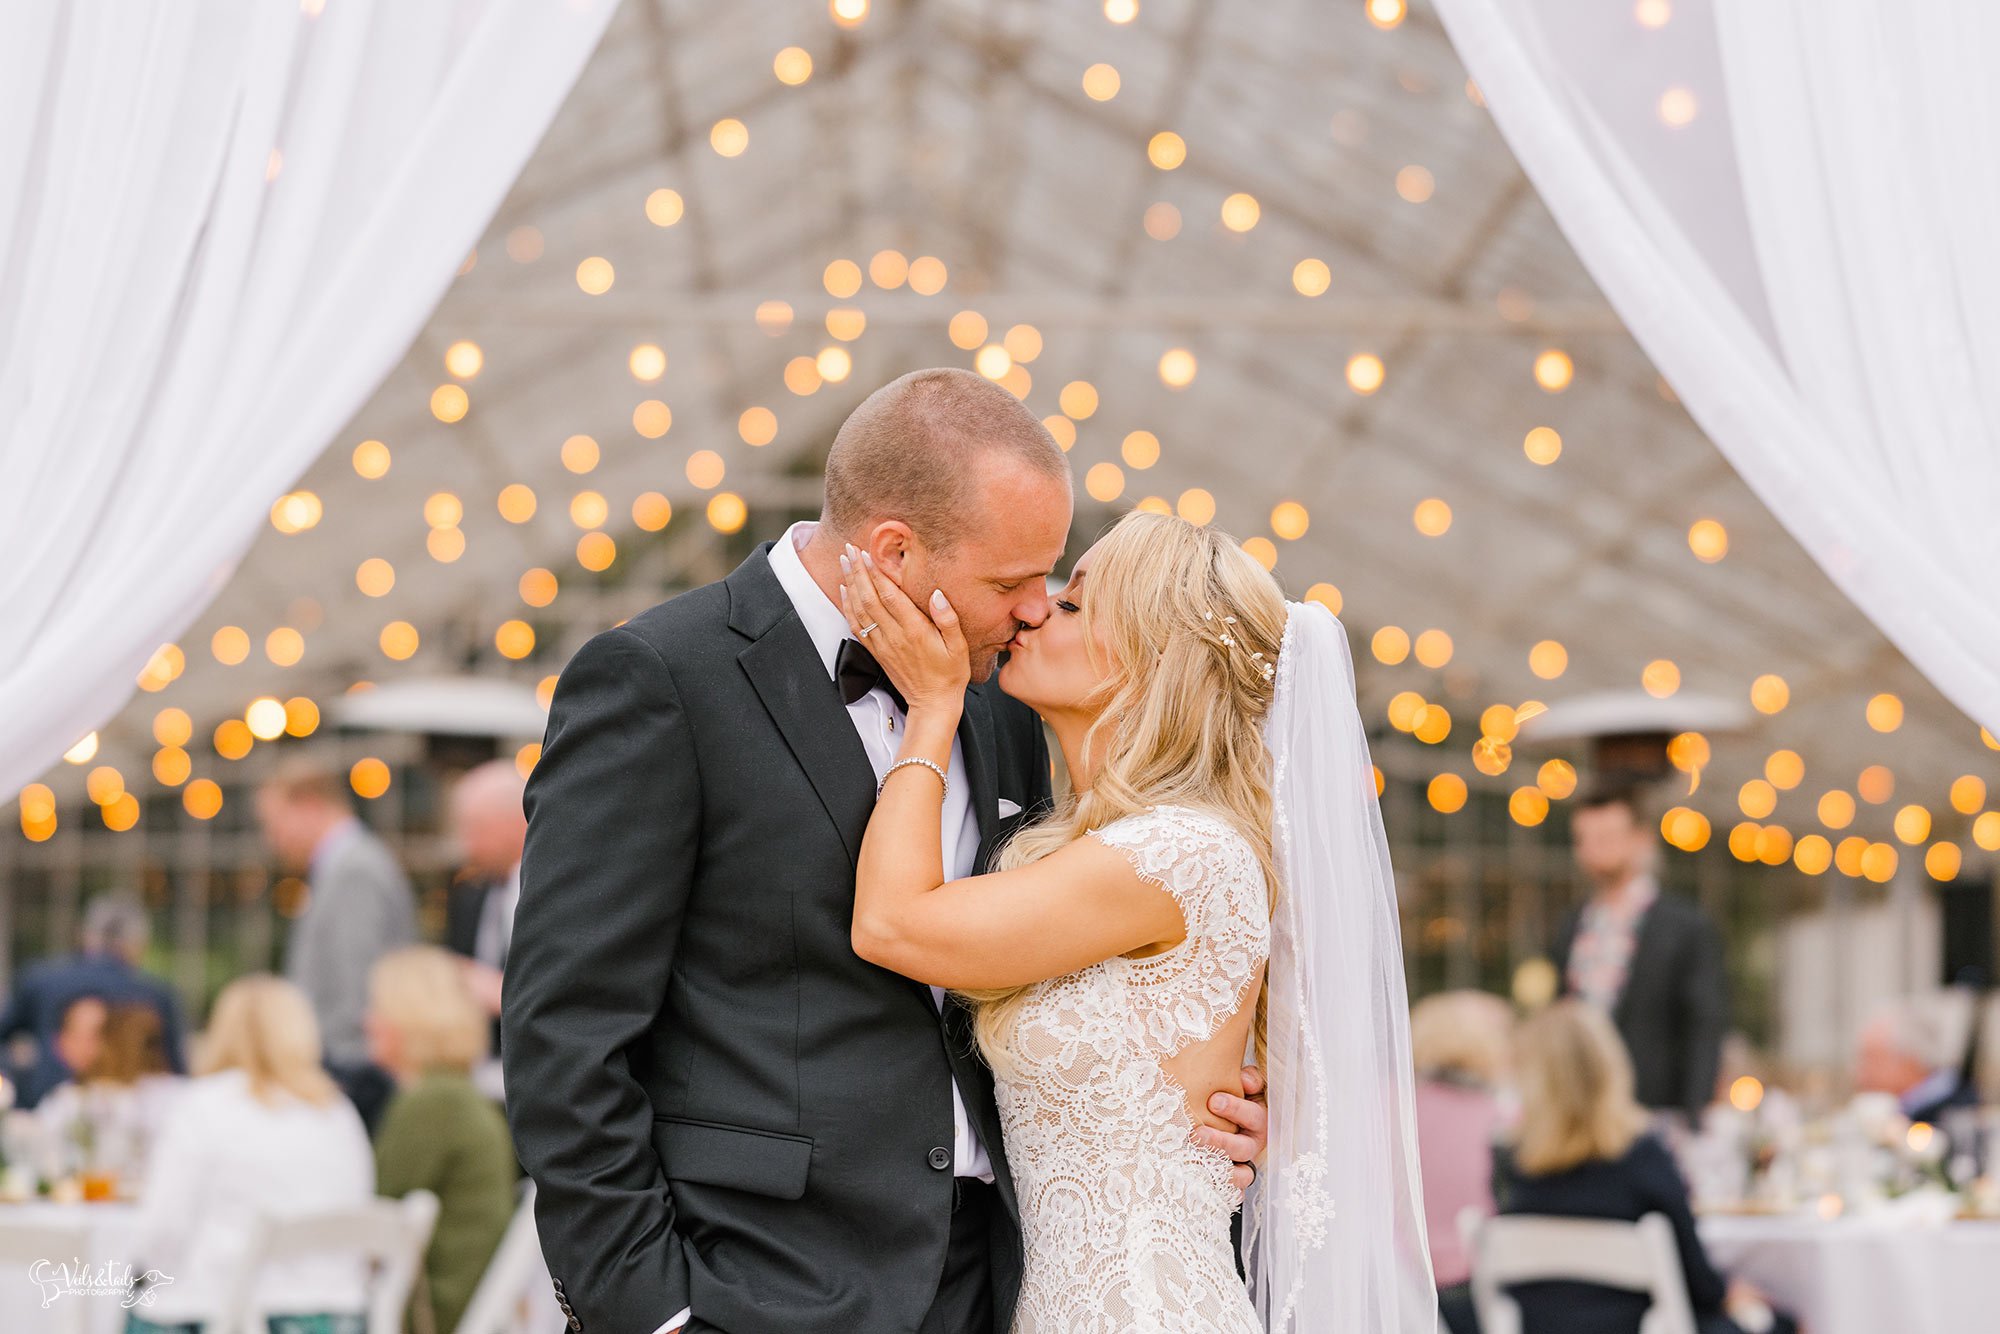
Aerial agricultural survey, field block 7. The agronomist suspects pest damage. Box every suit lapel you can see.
[730,545,878,867]
[958,684,1002,871]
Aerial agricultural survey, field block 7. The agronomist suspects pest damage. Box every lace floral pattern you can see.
[997,804,1271,1334]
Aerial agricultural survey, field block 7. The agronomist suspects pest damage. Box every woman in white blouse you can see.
[127,974,374,1334]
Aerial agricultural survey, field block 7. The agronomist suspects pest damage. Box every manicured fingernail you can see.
[862,550,875,566]
[837,585,846,604]
[931,589,947,612]
[839,553,851,574]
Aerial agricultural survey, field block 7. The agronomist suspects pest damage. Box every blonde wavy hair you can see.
[196,974,341,1107]
[1411,990,1515,1089]
[1510,1000,1648,1176]
[958,509,1288,1073]
[369,945,490,1074]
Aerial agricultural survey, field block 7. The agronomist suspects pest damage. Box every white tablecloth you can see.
[1700,1214,2000,1334]
[0,1201,146,1334]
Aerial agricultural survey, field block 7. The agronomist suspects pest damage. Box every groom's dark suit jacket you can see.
[503,543,1051,1334]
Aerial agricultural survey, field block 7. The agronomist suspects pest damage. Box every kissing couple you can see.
[503,369,1435,1333]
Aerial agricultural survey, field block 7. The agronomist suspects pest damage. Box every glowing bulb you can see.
[1533,348,1573,392]
[738,406,777,446]
[1689,519,1728,562]
[773,46,813,85]
[1346,354,1386,394]
[445,341,483,379]
[1220,193,1261,232]
[645,188,684,226]
[823,259,862,298]
[710,118,749,157]
[574,257,614,295]
[629,344,667,381]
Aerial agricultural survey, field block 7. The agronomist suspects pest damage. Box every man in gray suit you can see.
[256,758,416,1129]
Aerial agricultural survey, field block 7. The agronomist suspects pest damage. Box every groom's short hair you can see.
[822,367,1069,552]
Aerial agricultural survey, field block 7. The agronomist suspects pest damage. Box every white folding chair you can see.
[454,1180,564,1334]
[0,1212,93,1334]
[227,1190,441,1334]
[1462,1210,1697,1334]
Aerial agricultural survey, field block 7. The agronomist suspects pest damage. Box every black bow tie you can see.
[835,637,905,711]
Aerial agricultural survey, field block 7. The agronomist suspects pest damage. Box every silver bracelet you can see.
[878,756,948,800]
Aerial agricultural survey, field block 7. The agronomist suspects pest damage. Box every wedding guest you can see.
[22,995,108,1181]
[126,974,375,1334]
[1497,1001,1794,1334]
[1855,990,1977,1124]
[256,758,416,1133]
[1552,782,1729,1124]
[1411,990,1514,1334]
[0,892,187,1108]
[441,759,526,1087]
[367,947,517,1334]
[35,1003,183,1183]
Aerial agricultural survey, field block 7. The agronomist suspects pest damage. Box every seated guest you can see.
[36,1002,184,1181]
[1498,1001,1794,1334]
[127,975,375,1334]
[1855,990,1977,1125]
[367,947,517,1334]
[1411,990,1514,1334]
[0,893,187,1108]
[24,995,107,1180]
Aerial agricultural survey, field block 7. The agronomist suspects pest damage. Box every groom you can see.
[503,369,1267,1334]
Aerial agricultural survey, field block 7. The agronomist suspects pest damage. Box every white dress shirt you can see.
[475,859,521,969]
[654,522,994,1334]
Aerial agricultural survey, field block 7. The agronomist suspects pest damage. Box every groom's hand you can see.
[1197,1064,1268,1191]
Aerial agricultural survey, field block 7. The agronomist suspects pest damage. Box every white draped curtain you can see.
[0,0,618,802]
[1432,0,2000,737]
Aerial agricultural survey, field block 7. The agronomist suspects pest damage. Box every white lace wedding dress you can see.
[995,803,1270,1334]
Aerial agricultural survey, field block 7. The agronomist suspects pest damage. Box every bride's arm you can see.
[856,780,1185,989]
[838,546,1184,990]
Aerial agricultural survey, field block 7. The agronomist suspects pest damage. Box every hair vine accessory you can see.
[1200,607,1276,682]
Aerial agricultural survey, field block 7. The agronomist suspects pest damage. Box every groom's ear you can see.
[864,519,915,582]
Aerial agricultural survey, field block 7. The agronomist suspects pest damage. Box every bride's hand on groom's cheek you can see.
[1197,1064,1268,1191]
[838,542,970,709]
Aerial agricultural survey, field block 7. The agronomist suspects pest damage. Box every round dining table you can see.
[1700,1211,2000,1334]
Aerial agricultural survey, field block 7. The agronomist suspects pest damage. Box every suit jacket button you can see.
[928,1146,951,1170]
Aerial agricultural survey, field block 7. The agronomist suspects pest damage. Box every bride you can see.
[838,509,1435,1332]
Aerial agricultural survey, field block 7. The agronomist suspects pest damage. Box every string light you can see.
[773,47,813,85]
[710,119,749,157]
[645,188,684,226]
